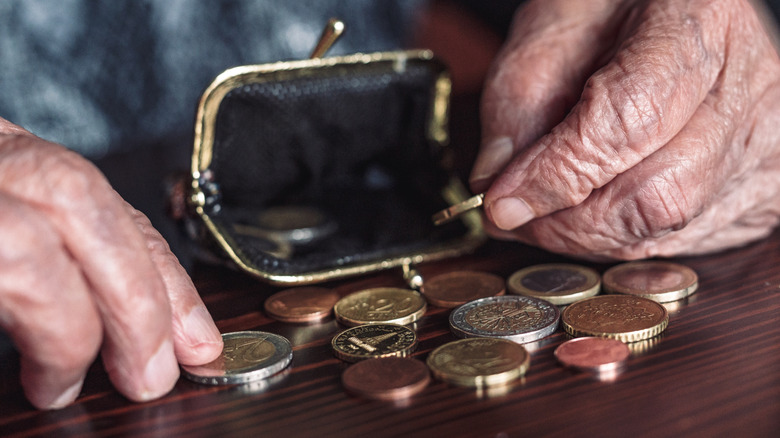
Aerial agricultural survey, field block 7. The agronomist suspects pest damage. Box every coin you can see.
[432,193,485,226]
[554,337,630,374]
[181,331,292,385]
[264,287,341,323]
[341,357,430,401]
[603,261,698,303]
[561,295,669,342]
[421,270,505,308]
[507,263,601,306]
[234,205,337,245]
[449,295,560,344]
[334,287,427,327]
[331,324,418,363]
[426,338,530,387]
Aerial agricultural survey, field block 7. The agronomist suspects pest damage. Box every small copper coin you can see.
[562,295,669,342]
[603,261,698,303]
[342,357,430,401]
[508,263,601,306]
[331,324,418,363]
[421,270,505,308]
[432,193,485,225]
[426,338,530,388]
[334,287,427,327]
[554,337,630,374]
[264,287,340,323]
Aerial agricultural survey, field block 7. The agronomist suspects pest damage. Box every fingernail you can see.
[488,197,535,230]
[183,306,221,347]
[140,339,179,402]
[470,136,514,186]
[44,380,83,410]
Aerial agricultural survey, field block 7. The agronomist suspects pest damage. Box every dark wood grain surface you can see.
[1,227,779,437]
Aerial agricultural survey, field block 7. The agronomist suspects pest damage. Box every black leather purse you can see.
[181,22,485,284]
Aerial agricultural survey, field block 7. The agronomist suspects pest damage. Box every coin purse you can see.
[184,49,485,284]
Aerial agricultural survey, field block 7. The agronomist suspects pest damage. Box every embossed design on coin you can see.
[449,295,559,344]
[421,270,505,308]
[334,287,427,327]
[181,331,292,385]
[554,337,630,376]
[562,295,668,342]
[603,261,698,302]
[332,324,418,363]
[427,338,529,387]
[342,357,430,401]
[264,287,340,323]
[508,263,601,305]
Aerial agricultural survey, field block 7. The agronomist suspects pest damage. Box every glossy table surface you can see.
[2,225,779,437]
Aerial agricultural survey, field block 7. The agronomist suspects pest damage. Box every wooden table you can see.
[2,225,779,437]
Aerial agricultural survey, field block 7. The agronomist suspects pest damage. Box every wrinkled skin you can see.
[0,119,222,409]
[471,0,780,260]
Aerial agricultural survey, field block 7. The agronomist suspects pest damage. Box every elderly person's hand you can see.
[0,118,222,409]
[471,0,780,260]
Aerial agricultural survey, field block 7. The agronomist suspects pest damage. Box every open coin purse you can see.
[184,47,485,285]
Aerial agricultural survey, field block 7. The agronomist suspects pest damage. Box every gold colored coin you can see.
[603,261,698,303]
[432,193,485,225]
[508,263,601,306]
[331,324,418,363]
[334,287,427,327]
[562,295,669,342]
[426,338,530,388]
[421,270,505,308]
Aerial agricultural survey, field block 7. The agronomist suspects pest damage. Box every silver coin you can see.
[449,295,560,344]
[181,331,293,385]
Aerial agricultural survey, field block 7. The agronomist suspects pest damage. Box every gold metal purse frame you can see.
[187,27,485,285]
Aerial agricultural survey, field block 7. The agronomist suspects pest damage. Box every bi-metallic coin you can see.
[331,324,418,363]
[508,263,600,306]
[421,270,505,308]
[181,331,292,385]
[334,287,427,327]
[603,261,698,303]
[427,338,530,387]
[449,295,560,344]
[562,295,669,342]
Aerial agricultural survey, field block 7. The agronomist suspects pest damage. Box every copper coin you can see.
[603,261,698,303]
[554,337,630,374]
[342,357,430,401]
[264,287,340,323]
[562,295,668,342]
[508,263,600,306]
[421,270,505,308]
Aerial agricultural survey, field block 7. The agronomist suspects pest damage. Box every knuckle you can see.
[37,147,110,207]
[626,176,695,239]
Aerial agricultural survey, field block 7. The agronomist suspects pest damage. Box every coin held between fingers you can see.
[432,193,485,225]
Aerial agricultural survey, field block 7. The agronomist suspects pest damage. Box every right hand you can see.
[0,117,223,409]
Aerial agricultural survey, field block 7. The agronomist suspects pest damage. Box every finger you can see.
[0,138,179,402]
[485,0,728,230]
[0,193,102,410]
[123,203,222,366]
[471,0,632,192]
